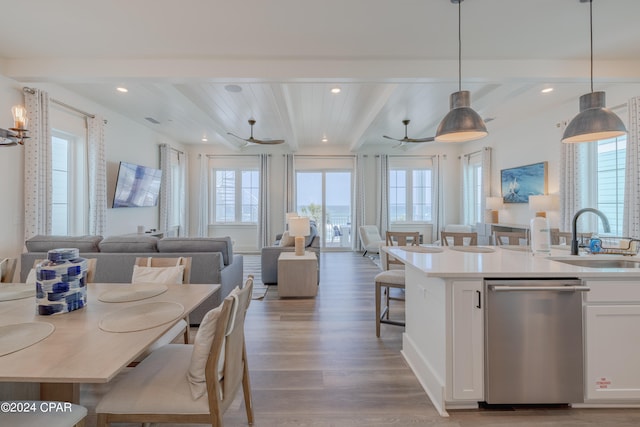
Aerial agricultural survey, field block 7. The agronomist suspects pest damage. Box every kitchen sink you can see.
[550,258,640,268]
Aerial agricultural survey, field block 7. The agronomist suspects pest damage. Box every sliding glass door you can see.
[296,170,352,249]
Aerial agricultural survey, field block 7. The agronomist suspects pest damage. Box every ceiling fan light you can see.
[562,91,627,143]
[435,91,488,143]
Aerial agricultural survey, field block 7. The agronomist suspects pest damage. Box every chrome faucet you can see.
[571,208,611,255]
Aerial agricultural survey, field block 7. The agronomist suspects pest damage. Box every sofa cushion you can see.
[278,231,295,247]
[25,235,103,253]
[99,236,159,253]
[158,237,233,266]
[306,223,318,247]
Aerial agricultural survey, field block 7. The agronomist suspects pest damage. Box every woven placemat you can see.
[98,284,168,303]
[0,322,55,357]
[99,301,184,333]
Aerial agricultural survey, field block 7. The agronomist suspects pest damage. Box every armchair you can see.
[261,222,320,285]
[359,225,384,256]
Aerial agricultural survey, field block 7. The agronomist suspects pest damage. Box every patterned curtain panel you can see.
[24,88,52,240]
[352,154,366,251]
[624,97,640,238]
[159,144,172,235]
[559,139,583,231]
[87,115,107,236]
[376,154,389,236]
[196,154,209,237]
[283,154,295,229]
[258,154,270,248]
[481,147,492,212]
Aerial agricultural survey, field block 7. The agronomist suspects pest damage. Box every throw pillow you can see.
[187,285,241,400]
[279,231,295,247]
[131,265,184,284]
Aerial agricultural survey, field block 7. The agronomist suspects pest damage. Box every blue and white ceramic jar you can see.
[36,248,88,315]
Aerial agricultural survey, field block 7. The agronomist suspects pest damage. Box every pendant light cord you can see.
[589,0,593,93]
[458,0,462,92]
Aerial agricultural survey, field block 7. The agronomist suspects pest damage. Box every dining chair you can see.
[96,276,255,427]
[494,231,528,246]
[374,231,420,337]
[550,229,592,246]
[133,256,193,346]
[441,231,478,246]
[0,402,87,427]
[28,258,97,285]
[0,258,16,283]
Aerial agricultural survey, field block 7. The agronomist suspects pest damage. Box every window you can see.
[389,163,433,223]
[51,130,87,235]
[596,136,626,236]
[213,169,259,224]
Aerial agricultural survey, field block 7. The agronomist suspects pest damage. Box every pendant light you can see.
[435,0,488,143]
[562,0,626,143]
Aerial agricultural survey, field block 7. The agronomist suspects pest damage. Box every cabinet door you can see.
[585,305,640,401]
[451,281,484,400]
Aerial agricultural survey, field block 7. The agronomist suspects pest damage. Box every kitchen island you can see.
[384,245,640,416]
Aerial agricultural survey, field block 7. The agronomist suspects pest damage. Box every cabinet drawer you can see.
[584,280,640,303]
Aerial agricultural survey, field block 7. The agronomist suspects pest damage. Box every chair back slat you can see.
[441,231,478,246]
[134,256,192,284]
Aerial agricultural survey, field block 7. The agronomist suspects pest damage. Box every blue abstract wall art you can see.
[500,161,548,203]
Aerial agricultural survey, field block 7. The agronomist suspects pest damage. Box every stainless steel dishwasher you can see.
[484,278,588,405]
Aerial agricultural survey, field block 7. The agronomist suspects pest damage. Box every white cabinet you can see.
[584,280,640,401]
[451,281,484,400]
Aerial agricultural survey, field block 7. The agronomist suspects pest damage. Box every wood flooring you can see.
[82,252,640,426]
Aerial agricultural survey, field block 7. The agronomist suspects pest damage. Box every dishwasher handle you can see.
[490,285,590,292]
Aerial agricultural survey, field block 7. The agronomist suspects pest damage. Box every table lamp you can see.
[289,216,310,256]
[528,195,559,218]
[285,212,298,230]
[485,197,503,223]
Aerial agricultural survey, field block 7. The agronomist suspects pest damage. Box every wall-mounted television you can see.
[112,161,162,208]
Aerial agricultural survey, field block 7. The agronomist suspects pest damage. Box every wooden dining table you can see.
[0,282,219,403]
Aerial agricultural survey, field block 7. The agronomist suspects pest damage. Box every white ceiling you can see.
[2,0,640,151]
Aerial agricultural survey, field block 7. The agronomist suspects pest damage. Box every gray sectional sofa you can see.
[20,234,243,325]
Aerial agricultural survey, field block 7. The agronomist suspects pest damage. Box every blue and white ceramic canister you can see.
[36,248,88,315]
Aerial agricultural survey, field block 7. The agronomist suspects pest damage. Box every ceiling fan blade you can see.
[405,136,435,143]
[227,132,251,143]
[252,138,285,145]
[383,135,401,142]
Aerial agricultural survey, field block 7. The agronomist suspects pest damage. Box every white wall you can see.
[0,76,184,274]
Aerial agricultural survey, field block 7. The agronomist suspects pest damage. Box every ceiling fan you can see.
[383,119,434,146]
[227,119,285,145]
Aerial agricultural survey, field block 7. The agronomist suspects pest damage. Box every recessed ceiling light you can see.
[201,137,208,142]
[541,87,554,93]
[321,137,328,143]
[116,87,128,93]
[225,84,242,93]
[331,87,341,94]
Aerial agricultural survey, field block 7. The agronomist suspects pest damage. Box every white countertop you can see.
[384,245,640,279]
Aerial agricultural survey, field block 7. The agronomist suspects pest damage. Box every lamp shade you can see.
[528,194,559,218]
[485,197,503,210]
[289,217,310,237]
[435,91,488,143]
[562,92,627,143]
[285,212,298,224]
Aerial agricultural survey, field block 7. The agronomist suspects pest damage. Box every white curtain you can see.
[481,147,492,212]
[352,154,366,251]
[432,155,445,243]
[624,96,640,238]
[258,154,270,248]
[196,154,209,237]
[24,88,52,239]
[86,116,107,236]
[283,154,295,229]
[560,138,583,231]
[460,154,472,224]
[159,144,171,234]
[159,145,188,237]
[376,154,389,236]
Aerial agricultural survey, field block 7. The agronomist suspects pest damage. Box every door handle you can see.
[490,285,590,292]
